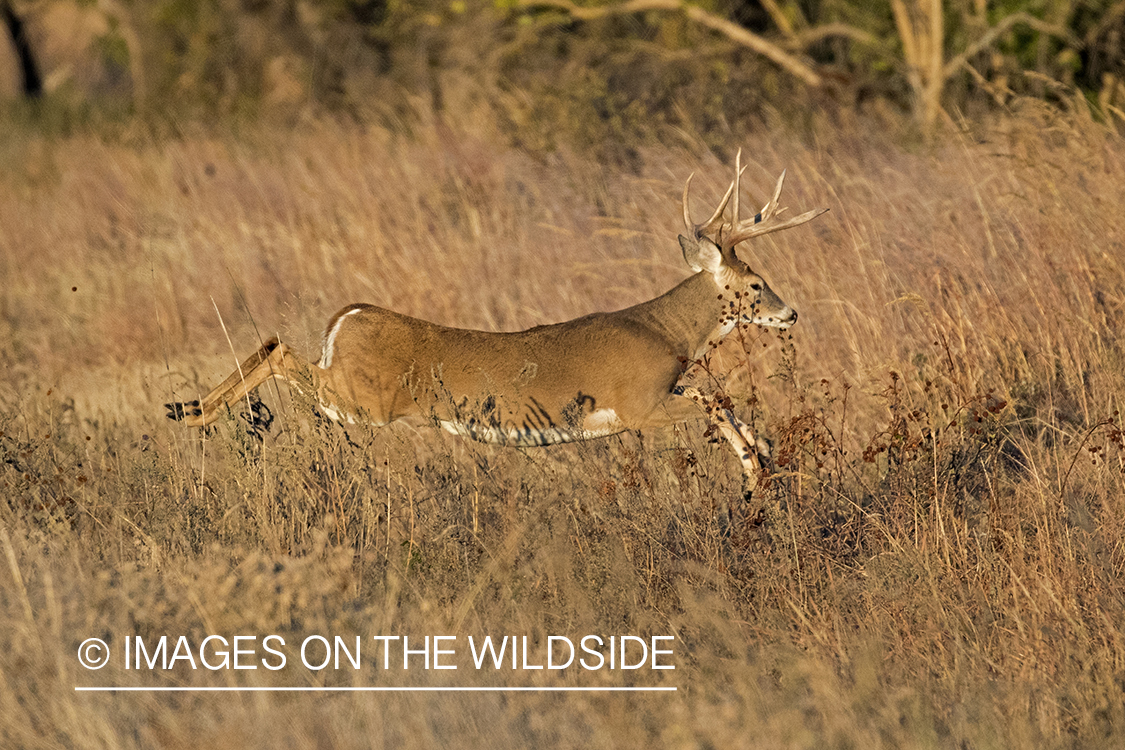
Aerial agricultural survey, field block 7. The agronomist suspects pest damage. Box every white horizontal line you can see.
[75,686,676,693]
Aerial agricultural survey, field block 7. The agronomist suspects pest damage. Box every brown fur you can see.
[168,165,821,477]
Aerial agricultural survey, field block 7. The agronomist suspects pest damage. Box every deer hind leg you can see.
[167,337,314,427]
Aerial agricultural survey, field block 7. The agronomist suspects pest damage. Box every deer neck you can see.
[626,271,732,360]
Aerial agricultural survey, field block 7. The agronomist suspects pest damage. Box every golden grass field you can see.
[1,99,1124,747]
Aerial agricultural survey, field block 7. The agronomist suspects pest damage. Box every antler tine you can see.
[682,170,741,238]
[730,148,742,238]
[762,169,786,223]
[721,167,828,249]
[681,172,696,233]
[731,207,830,245]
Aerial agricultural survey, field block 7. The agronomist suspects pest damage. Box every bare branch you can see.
[889,0,919,75]
[516,0,823,88]
[1085,1,1125,47]
[792,23,883,51]
[943,12,1078,84]
[758,0,802,43]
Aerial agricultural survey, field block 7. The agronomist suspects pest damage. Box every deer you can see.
[167,150,827,484]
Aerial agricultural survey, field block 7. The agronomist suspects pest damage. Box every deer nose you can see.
[775,308,797,328]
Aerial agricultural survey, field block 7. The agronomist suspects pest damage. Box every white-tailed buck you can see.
[167,150,826,481]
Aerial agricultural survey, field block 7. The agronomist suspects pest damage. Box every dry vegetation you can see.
[2,97,1125,748]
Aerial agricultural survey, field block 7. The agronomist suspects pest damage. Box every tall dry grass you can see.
[1,98,1124,748]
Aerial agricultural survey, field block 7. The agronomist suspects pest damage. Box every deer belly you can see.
[439,407,624,447]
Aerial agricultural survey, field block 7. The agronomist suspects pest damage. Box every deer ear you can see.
[678,235,701,271]
[679,234,722,274]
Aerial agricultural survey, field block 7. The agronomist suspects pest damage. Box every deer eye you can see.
[750,282,762,291]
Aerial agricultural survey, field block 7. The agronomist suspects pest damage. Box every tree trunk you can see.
[1,0,43,98]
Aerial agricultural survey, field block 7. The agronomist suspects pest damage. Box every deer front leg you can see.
[655,388,764,488]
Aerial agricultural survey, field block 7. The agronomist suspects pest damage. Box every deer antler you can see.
[682,168,742,239]
[718,149,828,256]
